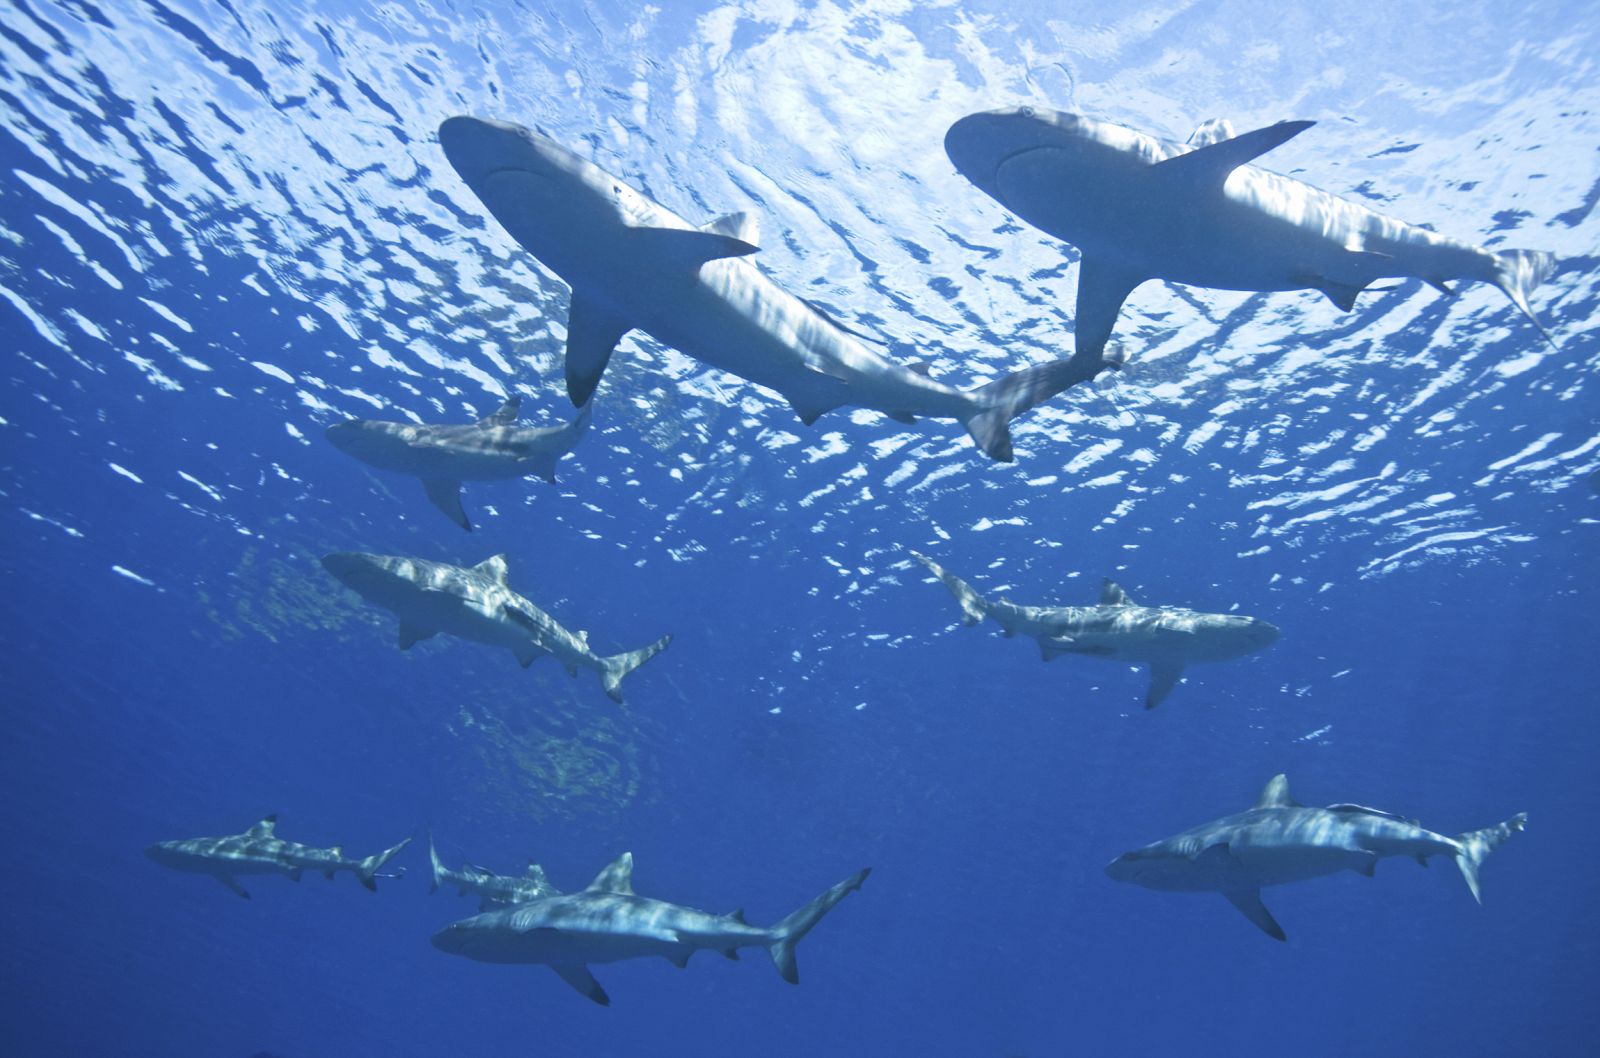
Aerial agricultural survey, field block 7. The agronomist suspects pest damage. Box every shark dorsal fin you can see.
[330,845,343,858]
[1255,774,1299,809]
[472,554,510,583]
[477,396,521,427]
[526,862,550,883]
[247,814,277,838]
[700,210,760,247]
[1186,118,1236,147]
[725,908,747,925]
[1100,579,1134,606]
[586,852,634,894]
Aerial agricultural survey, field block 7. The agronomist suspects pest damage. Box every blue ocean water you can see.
[1,0,1596,1055]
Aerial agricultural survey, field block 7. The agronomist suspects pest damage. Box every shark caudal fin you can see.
[1454,812,1527,904]
[766,868,870,984]
[427,832,445,895]
[908,550,988,626]
[1492,249,1558,350]
[963,356,1102,462]
[357,837,412,892]
[599,634,672,704]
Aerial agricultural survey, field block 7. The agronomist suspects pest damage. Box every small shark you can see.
[321,551,670,704]
[428,832,562,911]
[1106,774,1527,941]
[437,115,1099,462]
[431,851,869,1005]
[944,108,1559,370]
[910,551,1277,708]
[145,815,411,899]
[325,396,590,531]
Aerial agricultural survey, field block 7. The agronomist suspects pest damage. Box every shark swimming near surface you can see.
[430,851,869,1006]
[1106,774,1527,941]
[910,551,1277,708]
[944,107,1559,372]
[145,815,411,899]
[437,115,1101,462]
[325,395,590,531]
[428,832,562,911]
[321,551,670,704]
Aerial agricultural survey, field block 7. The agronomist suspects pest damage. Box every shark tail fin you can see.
[358,837,412,892]
[427,831,444,895]
[1492,249,1558,350]
[599,634,673,704]
[907,550,988,626]
[1454,812,1527,904]
[964,356,1102,462]
[766,868,870,984]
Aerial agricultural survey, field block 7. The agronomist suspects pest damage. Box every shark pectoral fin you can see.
[1038,637,1071,661]
[565,293,633,407]
[886,411,917,424]
[630,225,758,269]
[512,644,544,669]
[422,478,470,531]
[215,874,250,899]
[1075,257,1147,367]
[530,453,559,485]
[1224,889,1286,941]
[477,395,521,427]
[664,948,692,969]
[700,210,760,246]
[1145,661,1184,709]
[398,621,435,651]
[1154,119,1315,190]
[551,964,609,1006]
[1354,856,1378,878]
[720,948,740,961]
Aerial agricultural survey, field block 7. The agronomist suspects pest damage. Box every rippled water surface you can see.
[2,1,1596,1056]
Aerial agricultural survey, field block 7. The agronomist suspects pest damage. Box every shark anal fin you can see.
[664,948,691,969]
[215,874,250,899]
[1074,257,1147,368]
[530,453,559,485]
[1145,660,1184,709]
[1154,119,1315,190]
[1224,889,1286,941]
[1355,856,1377,878]
[423,478,470,531]
[630,225,758,269]
[398,621,435,651]
[477,395,521,427]
[551,964,609,1006]
[565,293,633,408]
[785,390,847,427]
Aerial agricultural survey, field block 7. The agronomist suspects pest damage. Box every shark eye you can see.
[1020,106,1035,118]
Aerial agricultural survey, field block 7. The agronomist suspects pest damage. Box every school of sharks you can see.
[147,104,1554,1005]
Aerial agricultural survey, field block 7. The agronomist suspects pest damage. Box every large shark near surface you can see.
[1106,774,1527,941]
[437,115,1100,462]
[145,815,410,899]
[910,551,1277,708]
[428,832,562,911]
[321,551,670,704]
[325,396,590,531]
[431,851,869,1006]
[944,107,1559,371]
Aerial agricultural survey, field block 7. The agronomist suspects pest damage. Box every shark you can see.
[325,395,590,531]
[910,551,1278,708]
[437,115,1100,462]
[430,851,869,1006]
[320,551,670,704]
[428,832,562,911]
[145,815,411,899]
[1106,774,1528,941]
[944,107,1559,372]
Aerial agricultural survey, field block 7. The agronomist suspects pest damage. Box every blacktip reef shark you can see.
[437,115,1099,462]
[431,851,870,1006]
[910,551,1277,708]
[145,815,411,899]
[944,107,1559,371]
[1106,774,1527,941]
[325,395,590,531]
[320,551,670,704]
[428,832,562,911]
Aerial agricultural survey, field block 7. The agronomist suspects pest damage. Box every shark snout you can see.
[430,922,469,954]
[439,115,567,183]
[321,551,384,588]
[944,107,1082,192]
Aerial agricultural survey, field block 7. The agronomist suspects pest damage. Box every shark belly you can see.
[1225,841,1372,887]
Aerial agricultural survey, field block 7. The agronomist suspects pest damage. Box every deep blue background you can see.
[2,1,1597,1056]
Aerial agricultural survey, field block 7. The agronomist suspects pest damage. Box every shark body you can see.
[910,551,1277,708]
[326,396,590,531]
[321,551,670,704]
[1106,774,1527,941]
[431,851,869,1005]
[944,108,1558,370]
[145,815,410,899]
[438,115,1098,461]
[428,832,562,911]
